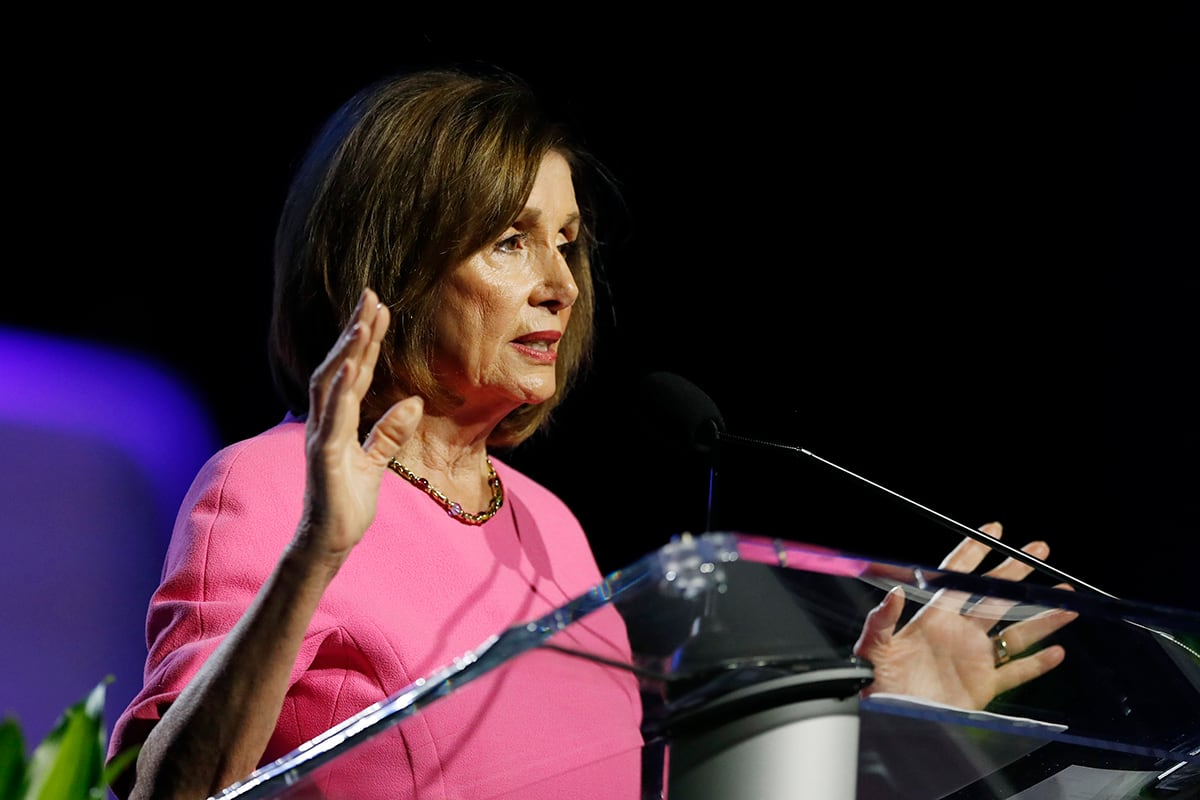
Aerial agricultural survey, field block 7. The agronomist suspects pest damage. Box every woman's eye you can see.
[557,240,577,259]
[496,232,527,253]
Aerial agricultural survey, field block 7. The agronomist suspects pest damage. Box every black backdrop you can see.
[4,25,1196,613]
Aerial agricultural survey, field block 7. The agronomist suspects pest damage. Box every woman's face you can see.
[432,150,581,413]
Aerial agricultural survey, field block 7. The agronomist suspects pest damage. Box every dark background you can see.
[4,24,1197,614]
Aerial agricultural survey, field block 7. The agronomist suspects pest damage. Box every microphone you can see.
[639,369,724,456]
[639,371,1115,598]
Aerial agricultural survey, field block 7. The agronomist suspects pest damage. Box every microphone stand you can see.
[709,428,1200,673]
[711,429,1117,598]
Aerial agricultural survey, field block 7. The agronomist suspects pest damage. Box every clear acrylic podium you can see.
[208,532,1200,799]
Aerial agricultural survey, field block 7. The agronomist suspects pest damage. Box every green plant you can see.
[0,676,138,800]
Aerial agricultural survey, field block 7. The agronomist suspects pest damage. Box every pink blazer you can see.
[109,419,644,799]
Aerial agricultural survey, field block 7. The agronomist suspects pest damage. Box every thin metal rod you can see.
[717,431,1117,599]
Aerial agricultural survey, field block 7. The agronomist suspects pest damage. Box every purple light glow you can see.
[0,327,219,535]
[0,326,221,750]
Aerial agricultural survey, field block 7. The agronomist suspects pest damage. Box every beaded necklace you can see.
[386,456,504,525]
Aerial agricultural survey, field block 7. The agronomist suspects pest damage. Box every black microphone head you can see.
[639,371,725,456]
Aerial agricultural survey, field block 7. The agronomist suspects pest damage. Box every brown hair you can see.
[269,67,606,447]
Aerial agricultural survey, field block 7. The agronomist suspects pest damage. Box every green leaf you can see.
[0,715,27,800]
[98,742,140,796]
[22,677,111,800]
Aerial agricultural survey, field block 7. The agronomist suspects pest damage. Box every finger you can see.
[957,594,1014,630]
[938,521,1004,572]
[994,644,1066,695]
[309,290,376,419]
[350,299,391,399]
[983,540,1050,583]
[308,322,363,428]
[936,587,984,617]
[853,585,905,656]
[356,288,388,345]
[327,323,376,445]
[364,396,424,467]
[999,606,1079,655]
[961,572,1073,636]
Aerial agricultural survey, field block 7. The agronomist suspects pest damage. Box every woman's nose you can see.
[533,249,579,311]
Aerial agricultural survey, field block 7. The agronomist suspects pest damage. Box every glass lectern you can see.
[207,532,1200,799]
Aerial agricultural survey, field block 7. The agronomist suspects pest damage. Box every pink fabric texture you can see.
[109,419,644,798]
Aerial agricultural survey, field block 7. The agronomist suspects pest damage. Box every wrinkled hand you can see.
[853,522,1078,710]
[297,287,423,565]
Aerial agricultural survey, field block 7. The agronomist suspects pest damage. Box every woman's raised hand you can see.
[298,288,423,566]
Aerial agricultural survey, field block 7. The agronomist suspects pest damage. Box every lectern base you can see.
[667,694,862,800]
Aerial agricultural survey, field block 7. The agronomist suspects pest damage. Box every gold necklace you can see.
[386,456,504,526]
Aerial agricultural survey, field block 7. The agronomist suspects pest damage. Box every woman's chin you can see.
[518,381,557,406]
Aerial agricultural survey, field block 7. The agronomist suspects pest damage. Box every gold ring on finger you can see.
[992,633,1012,667]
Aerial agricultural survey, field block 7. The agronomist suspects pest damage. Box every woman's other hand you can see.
[853,522,1079,710]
